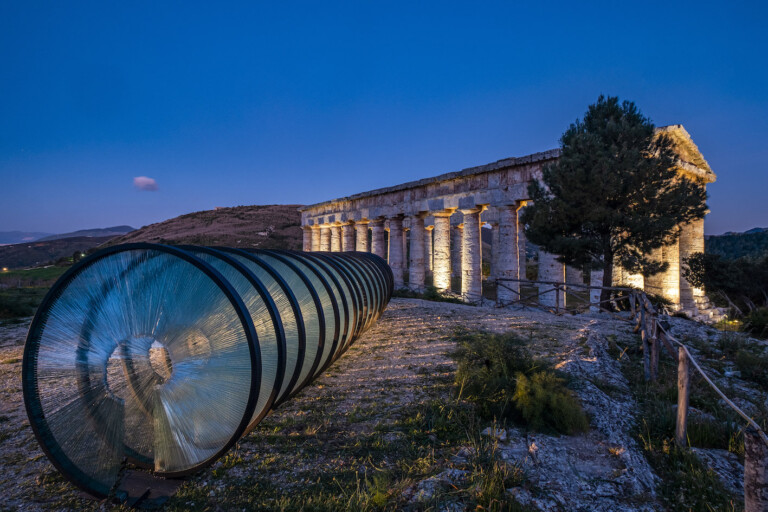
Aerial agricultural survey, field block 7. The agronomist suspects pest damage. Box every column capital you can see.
[355,218,370,226]
[431,208,457,218]
[424,225,434,231]
[459,204,488,215]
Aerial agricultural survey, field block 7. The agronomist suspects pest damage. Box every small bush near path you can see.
[392,286,467,305]
[450,329,589,435]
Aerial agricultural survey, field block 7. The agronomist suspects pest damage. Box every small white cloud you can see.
[133,176,158,191]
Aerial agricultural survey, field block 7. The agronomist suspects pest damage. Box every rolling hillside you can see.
[0,236,116,269]
[706,227,768,260]
[107,204,304,250]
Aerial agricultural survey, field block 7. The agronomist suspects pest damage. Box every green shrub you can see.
[513,371,589,435]
[745,307,768,338]
[451,330,589,435]
[392,286,466,305]
[735,349,768,388]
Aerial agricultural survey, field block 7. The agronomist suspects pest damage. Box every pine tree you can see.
[521,96,707,304]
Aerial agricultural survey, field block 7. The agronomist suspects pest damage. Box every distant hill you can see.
[706,227,768,260]
[107,204,304,250]
[0,231,54,245]
[37,225,135,241]
[0,236,115,269]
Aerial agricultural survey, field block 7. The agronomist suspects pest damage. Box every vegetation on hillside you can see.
[0,266,68,321]
[684,252,768,336]
[706,229,768,261]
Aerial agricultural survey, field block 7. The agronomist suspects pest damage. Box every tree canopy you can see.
[521,95,707,290]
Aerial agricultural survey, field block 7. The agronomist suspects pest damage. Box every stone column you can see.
[518,205,528,281]
[679,218,705,310]
[460,208,484,301]
[645,241,681,306]
[311,226,321,251]
[408,214,427,291]
[432,211,454,292]
[370,219,386,259]
[589,269,604,312]
[402,228,409,269]
[496,206,520,303]
[302,226,312,251]
[612,258,644,289]
[566,266,583,285]
[425,226,434,274]
[341,222,355,252]
[319,225,331,252]
[490,221,500,280]
[451,224,464,278]
[330,224,342,252]
[538,250,565,309]
[388,216,405,289]
[355,221,370,252]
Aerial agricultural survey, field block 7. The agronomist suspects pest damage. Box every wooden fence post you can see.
[745,427,768,512]
[675,346,690,447]
[650,317,659,381]
[641,306,650,381]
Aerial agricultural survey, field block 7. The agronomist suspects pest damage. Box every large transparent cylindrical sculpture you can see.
[22,243,393,499]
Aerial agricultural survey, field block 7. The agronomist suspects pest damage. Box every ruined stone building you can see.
[299,125,717,319]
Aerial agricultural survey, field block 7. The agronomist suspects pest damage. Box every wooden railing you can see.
[492,277,768,510]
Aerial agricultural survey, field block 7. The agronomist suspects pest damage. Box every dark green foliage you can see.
[512,372,589,434]
[706,229,768,260]
[451,330,588,434]
[735,349,768,387]
[683,252,768,317]
[522,96,707,295]
[745,308,768,338]
[0,288,48,319]
[392,285,467,304]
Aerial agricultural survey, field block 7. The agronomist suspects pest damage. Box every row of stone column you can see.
[303,203,531,303]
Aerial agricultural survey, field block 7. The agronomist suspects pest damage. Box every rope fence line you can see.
[487,276,768,510]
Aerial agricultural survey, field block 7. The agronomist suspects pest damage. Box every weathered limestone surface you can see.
[425,225,434,274]
[330,225,342,252]
[302,226,312,251]
[460,208,484,300]
[320,225,331,252]
[408,214,427,291]
[355,221,369,252]
[371,220,386,259]
[299,125,715,310]
[389,216,405,289]
[451,224,463,278]
[341,223,355,252]
[433,213,453,291]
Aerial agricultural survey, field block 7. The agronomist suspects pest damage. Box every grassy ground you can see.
[0,266,67,321]
[615,326,768,511]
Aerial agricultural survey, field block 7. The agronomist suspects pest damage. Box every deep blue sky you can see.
[1,2,766,235]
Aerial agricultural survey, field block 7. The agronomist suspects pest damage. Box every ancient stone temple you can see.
[299,125,717,318]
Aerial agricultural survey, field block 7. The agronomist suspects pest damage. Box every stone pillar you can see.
[402,228,409,268]
[645,241,681,306]
[302,226,312,251]
[355,221,370,252]
[589,269,604,312]
[425,226,434,274]
[408,214,427,291]
[460,208,484,301]
[496,206,520,303]
[538,250,565,309]
[311,226,321,252]
[370,219,386,259]
[612,258,644,289]
[330,224,342,252]
[566,266,583,285]
[388,216,405,289]
[490,221,500,280]
[319,225,331,252]
[341,222,355,252]
[451,224,464,278]
[518,205,527,281]
[432,211,454,292]
[679,218,705,310]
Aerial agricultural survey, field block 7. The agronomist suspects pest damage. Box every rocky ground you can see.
[0,298,760,511]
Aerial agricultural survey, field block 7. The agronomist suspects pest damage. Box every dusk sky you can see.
[1,1,766,236]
